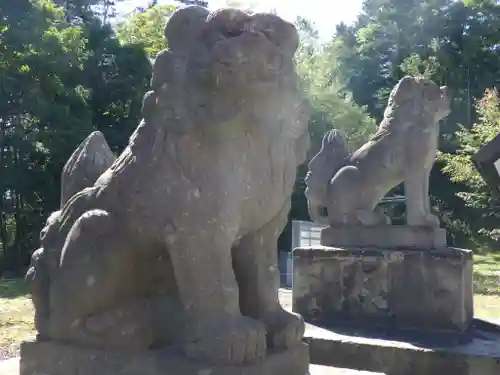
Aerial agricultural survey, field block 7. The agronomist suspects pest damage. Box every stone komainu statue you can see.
[305,76,451,227]
[26,6,310,366]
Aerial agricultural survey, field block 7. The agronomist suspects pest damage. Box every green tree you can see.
[331,0,452,119]
[115,4,176,59]
[80,19,151,151]
[50,0,125,22]
[289,17,376,227]
[327,0,500,248]
[0,0,152,273]
[295,18,376,153]
[0,0,94,271]
[439,88,500,249]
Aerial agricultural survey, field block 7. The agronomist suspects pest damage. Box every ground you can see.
[0,279,34,360]
[0,252,499,360]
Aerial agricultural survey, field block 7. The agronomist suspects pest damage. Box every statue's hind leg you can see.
[328,166,385,226]
[232,200,305,350]
[26,248,50,338]
[48,209,158,348]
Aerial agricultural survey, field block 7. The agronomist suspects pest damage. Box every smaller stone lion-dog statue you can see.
[26,6,310,367]
[305,76,451,227]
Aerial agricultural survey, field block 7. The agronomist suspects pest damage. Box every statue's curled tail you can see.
[305,129,350,224]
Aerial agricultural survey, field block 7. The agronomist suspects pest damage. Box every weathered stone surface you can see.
[305,320,500,375]
[19,341,309,375]
[25,5,310,368]
[304,76,451,227]
[293,246,473,332]
[321,225,447,249]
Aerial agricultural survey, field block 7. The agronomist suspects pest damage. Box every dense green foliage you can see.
[115,4,175,58]
[439,89,500,249]
[2,0,500,274]
[325,0,500,249]
[0,0,150,273]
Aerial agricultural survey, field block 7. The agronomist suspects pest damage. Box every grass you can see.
[0,280,35,359]
[472,252,500,295]
[0,252,500,359]
[471,252,500,320]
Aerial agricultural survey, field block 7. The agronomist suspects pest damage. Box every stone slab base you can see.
[309,365,384,374]
[1,358,385,375]
[305,320,500,375]
[19,340,309,375]
[321,225,447,249]
[293,246,473,332]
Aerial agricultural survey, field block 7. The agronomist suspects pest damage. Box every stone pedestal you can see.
[321,225,447,249]
[305,320,500,375]
[292,242,473,333]
[20,340,310,375]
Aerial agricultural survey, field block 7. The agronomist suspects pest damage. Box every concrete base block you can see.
[1,357,385,375]
[309,364,384,374]
[293,245,473,332]
[19,340,309,375]
[321,225,447,249]
[305,320,500,375]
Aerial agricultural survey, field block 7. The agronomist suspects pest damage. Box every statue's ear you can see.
[164,6,209,56]
[246,13,299,56]
[424,83,442,102]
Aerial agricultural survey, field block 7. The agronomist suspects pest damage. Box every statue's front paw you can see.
[407,213,440,227]
[357,210,387,226]
[263,308,305,350]
[185,314,267,365]
[425,213,440,227]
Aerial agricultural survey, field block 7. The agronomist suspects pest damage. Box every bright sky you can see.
[117,0,363,40]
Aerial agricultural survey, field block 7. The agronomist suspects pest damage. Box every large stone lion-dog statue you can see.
[305,76,451,227]
[26,6,310,365]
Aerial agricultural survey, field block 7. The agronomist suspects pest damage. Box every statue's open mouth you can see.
[201,11,297,53]
[198,10,298,78]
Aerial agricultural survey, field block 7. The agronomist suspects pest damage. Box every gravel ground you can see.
[0,348,13,361]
